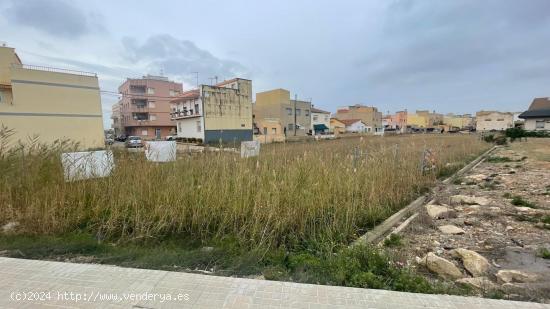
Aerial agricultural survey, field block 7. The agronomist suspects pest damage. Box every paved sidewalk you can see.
[0,257,547,309]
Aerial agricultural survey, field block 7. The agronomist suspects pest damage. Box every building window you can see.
[286,108,292,115]
[147,87,155,94]
[497,118,504,121]
[169,90,179,96]
[150,114,157,121]
[324,115,329,121]
[485,119,491,121]
[263,127,267,135]
[0,91,3,103]
[177,122,181,133]
[313,115,318,121]
[195,104,200,114]
[196,120,201,132]
[536,120,545,129]
[272,128,277,134]
[305,109,309,117]
[141,129,148,136]
[148,101,156,108]
[296,109,301,116]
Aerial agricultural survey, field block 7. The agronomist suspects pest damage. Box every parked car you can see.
[165,135,177,141]
[115,135,127,142]
[125,136,143,148]
[105,137,114,145]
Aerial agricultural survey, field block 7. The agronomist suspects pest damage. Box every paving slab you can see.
[0,257,548,308]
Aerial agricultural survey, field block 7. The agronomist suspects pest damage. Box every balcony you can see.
[170,110,201,120]
[129,85,146,94]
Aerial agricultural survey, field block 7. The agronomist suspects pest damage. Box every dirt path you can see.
[397,139,550,303]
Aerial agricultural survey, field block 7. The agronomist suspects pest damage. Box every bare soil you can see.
[397,139,550,303]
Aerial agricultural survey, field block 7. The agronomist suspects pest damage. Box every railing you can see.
[12,64,97,77]
[170,111,201,119]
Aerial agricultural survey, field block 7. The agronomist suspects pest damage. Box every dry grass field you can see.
[0,133,488,249]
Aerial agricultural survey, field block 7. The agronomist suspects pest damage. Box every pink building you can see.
[383,110,408,131]
[115,75,183,139]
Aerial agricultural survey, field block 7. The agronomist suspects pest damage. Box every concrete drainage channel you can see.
[352,145,498,247]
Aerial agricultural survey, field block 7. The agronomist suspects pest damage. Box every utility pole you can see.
[294,94,297,136]
[191,72,199,88]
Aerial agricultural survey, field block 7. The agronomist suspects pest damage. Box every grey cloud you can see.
[4,0,103,39]
[359,0,550,88]
[121,34,249,85]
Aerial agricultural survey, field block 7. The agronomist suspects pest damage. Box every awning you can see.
[313,124,329,131]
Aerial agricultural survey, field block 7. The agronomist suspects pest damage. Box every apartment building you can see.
[116,75,182,139]
[334,104,383,132]
[407,110,444,128]
[475,111,514,131]
[254,88,312,136]
[311,107,330,135]
[0,44,104,149]
[171,78,253,143]
[383,110,408,131]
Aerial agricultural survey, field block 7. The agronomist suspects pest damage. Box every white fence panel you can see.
[61,150,115,182]
[145,141,177,162]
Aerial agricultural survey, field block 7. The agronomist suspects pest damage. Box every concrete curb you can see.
[352,145,498,246]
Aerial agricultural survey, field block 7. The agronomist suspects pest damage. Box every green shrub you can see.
[511,196,536,208]
[537,248,550,259]
[384,234,403,247]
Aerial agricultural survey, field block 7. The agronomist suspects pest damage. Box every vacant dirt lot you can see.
[398,139,550,303]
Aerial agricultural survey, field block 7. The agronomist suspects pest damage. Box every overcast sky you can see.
[1,0,549,128]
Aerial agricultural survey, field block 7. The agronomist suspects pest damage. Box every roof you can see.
[170,89,199,103]
[476,111,513,117]
[311,107,330,114]
[519,98,550,118]
[339,119,364,126]
[215,78,250,87]
[519,109,550,118]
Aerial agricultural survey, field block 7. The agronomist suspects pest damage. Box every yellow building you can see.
[254,88,312,136]
[330,118,346,135]
[443,114,474,130]
[0,45,104,149]
[407,113,429,128]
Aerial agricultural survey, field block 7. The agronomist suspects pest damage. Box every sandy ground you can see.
[397,139,550,302]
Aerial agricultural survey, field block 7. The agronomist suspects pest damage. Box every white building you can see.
[170,78,253,143]
[341,119,368,133]
[310,107,331,135]
[475,111,514,131]
[519,98,550,131]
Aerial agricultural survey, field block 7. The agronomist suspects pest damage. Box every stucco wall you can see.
[524,118,550,131]
[175,117,204,139]
[1,62,104,149]
[476,112,514,131]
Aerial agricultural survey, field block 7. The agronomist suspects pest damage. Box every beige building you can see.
[335,104,383,132]
[0,45,104,149]
[475,111,514,131]
[171,78,253,143]
[254,88,312,136]
[253,118,285,143]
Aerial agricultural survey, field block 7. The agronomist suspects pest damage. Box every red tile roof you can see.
[170,89,199,103]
